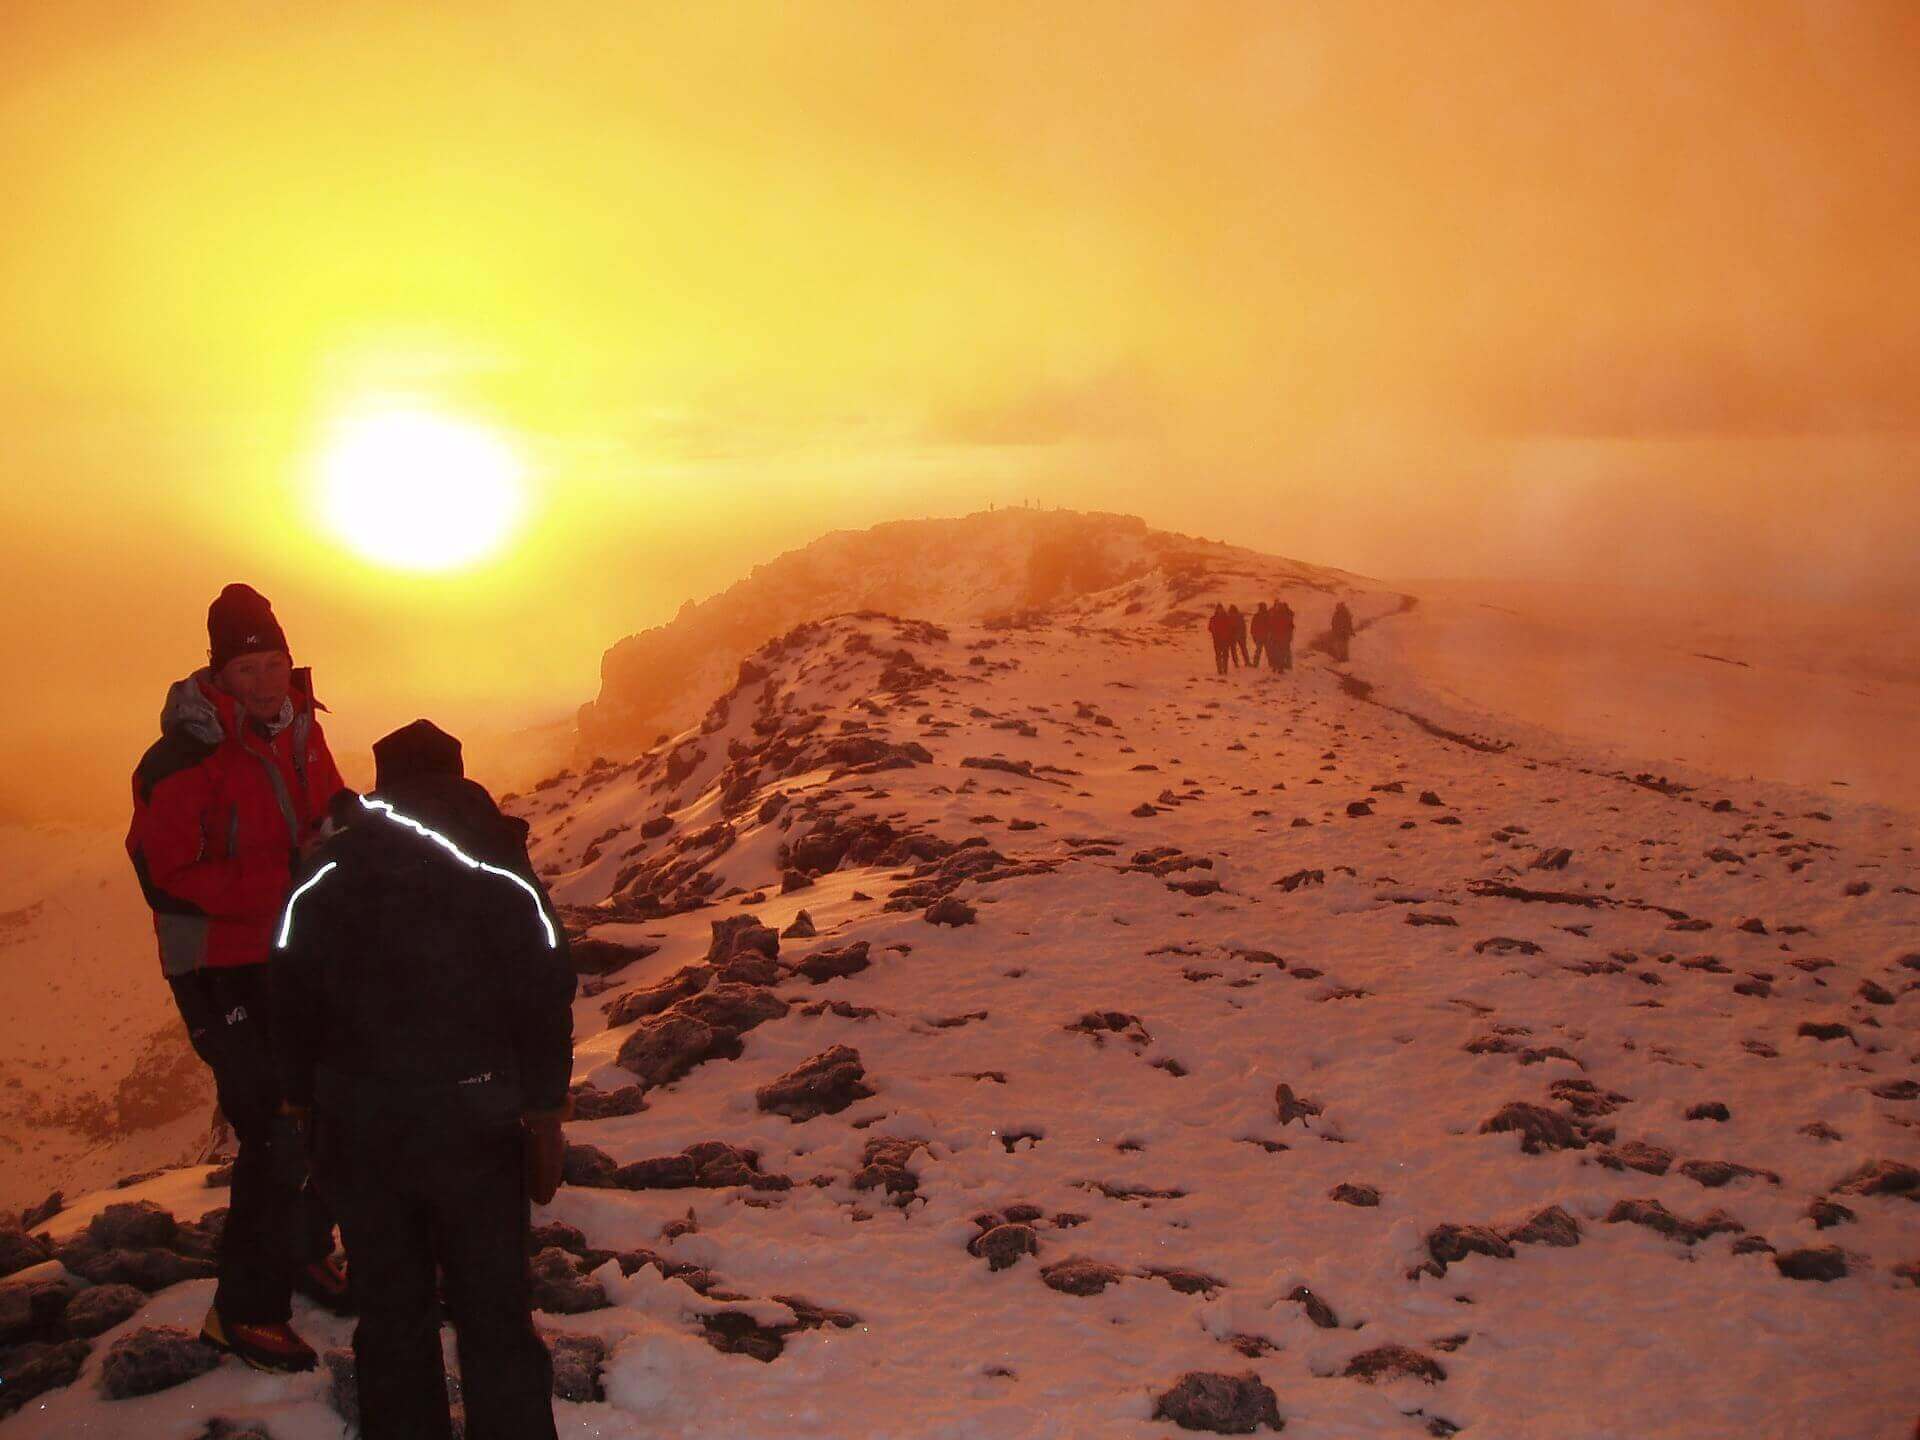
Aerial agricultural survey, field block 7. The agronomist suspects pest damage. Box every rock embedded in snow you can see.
[1604,1198,1743,1245]
[923,895,977,926]
[792,940,872,983]
[1039,1256,1127,1296]
[1274,1083,1323,1126]
[1479,1101,1585,1153]
[0,1338,91,1418]
[99,1325,219,1399]
[1505,1205,1581,1248]
[1151,1370,1284,1433]
[1344,1345,1447,1384]
[1328,1182,1380,1207]
[615,1012,733,1088]
[1774,1247,1848,1282]
[968,1223,1039,1271]
[1829,1159,1919,1200]
[529,1247,611,1314]
[561,1141,618,1188]
[755,1045,875,1121]
[61,1282,146,1338]
[1425,1223,1513,1272]
[543,1328,608,1402]
[567,1082,648,1122]
[88,1201,176,1250]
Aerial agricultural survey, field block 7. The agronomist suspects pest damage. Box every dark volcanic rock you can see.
[1328,1183,1380,1207]
[1040,1256,1128,1296]
[0,1339,91,1419]
[1605,1198,1743,1245]
[1678,1159,1778,1189]
[853,1137,927,1205]
[1426,1224,1513,1271]
[567,1083,649,1122]
[794,940,873,984]
[567,936,658,976]
[603,965,712,1027]
[1830,1159,1919,1200]
[529,1247,611,1314]
[1152,1370,1283,1433]
[756,1045,875,1121]
[88,1201,177,1250]
[615,1012,729,1087]
[62,1283,147,1338]
[1480,1102,1584,1153]
[544,1329,608,1402]
[1274,1084,1323,1126]
[1505,1205,1581,1248]
[1595,1141,1674,1176]
[562,1142,619,1189]
[100,1325,220,1398]
[1774,1247,1847,1282]
[968,1223,1039,1272]
[1289,1284,1338,1329]
[0,1221,51,1280]
[924,895,977,926]
[707,914,780,963]
[1345,1345,1447,1384]
[62,1244,216,1293]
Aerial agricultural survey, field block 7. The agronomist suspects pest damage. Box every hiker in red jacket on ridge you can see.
[126,583,353,1373]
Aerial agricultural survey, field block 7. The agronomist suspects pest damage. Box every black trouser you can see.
[1232,635,1250,666]
[1212,639,1231,675]
[1272,638,1291,672]
[316,1091,556,1440]
[170,965,335,1324]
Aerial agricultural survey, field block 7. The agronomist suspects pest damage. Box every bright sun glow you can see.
[318,409,526,571]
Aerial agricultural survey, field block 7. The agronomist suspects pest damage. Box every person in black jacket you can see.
[271,720,575,1440]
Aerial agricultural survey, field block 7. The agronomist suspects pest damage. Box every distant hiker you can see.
[1228,604,1251,667]
[1249,602,1271,668]
[1328,600,1354,663]
[126,583,352,1372]
[1269,599,1295,673]
[1207,603,1233,676]
[272,720,575,1440]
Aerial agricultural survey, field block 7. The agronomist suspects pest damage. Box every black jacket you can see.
[270,773,575,1122]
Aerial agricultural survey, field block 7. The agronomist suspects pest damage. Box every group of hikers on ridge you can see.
[1204,597,1353,676]
[125,583,574,1440]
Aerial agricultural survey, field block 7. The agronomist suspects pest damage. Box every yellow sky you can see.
[2,0,1917,820]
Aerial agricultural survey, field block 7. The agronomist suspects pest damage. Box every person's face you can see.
[216,650,292,721]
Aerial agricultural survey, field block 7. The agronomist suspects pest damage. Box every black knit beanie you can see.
[373,720,465,791]
[207,583,290,673]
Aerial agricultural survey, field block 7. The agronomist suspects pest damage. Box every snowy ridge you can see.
[5,541,1917,1438]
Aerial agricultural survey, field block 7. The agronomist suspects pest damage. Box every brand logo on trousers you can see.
[224,1006,248,1026]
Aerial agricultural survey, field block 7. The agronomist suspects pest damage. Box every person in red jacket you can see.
[126,583,352,1372]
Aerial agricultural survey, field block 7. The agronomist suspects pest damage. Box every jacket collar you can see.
[162,666,319,747]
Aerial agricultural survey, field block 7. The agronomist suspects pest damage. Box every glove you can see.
[523,1113,565,1206]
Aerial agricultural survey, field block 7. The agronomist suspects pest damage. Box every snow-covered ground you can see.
[5,532,1916,1438]
[0,825,212,1216]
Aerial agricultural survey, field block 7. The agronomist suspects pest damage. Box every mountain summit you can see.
[576,508,1380,758]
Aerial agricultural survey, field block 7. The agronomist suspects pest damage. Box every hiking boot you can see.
[200,1306,319,1373]
[295,1253,355,1315]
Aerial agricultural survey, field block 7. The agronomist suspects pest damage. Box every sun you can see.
[318,408,526,571]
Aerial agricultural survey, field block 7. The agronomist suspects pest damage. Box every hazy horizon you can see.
[4,0,1918,821]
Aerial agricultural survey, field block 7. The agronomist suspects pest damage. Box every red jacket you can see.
[127,668,347,974]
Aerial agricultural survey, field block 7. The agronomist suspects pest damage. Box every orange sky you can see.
[2,0,1917,821]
